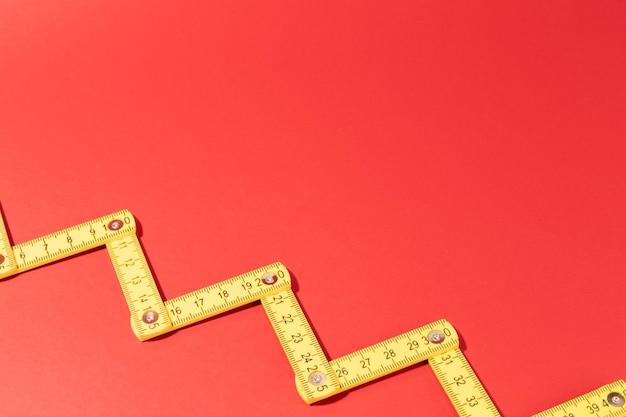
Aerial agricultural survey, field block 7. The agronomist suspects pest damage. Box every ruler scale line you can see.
[0,206,623,414]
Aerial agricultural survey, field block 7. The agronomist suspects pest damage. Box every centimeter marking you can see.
[0,209,136,279]
[531,380,626,417]
[0,208,17,278]
[262,289,342,403]
[107,236,293,340]
[0,206,624,413]
[329,319,459,393]
[164,262,290,329]
[430,348,501,417]
[106,235,173,340]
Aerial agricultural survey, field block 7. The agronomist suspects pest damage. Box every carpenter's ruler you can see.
[0,207,623,415]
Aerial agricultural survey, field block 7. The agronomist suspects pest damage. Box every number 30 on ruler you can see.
[0,207,623,416]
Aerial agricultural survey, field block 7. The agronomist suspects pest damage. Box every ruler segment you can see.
[0,209,17,279]
[429,348,501,417]
[164,262,290,329]
[7,210,136,277]
[107,235,172,341]
[0,202,624,410]
[531,380,626,417]
[329,319,459,392]
[262,289,342,403]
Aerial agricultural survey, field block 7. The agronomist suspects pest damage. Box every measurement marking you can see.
[0,206,623,411]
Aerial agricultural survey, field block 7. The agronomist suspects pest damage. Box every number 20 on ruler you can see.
[0,207,623,416]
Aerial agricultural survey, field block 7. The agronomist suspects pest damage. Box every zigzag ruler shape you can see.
[0,207,624,415]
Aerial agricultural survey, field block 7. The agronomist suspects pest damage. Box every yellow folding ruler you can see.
[0,208,624,415]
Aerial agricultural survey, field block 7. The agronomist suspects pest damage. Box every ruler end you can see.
[0,266,18,280]
[0,251,18,280]
[295,374,343,404]
[130,315,174,341]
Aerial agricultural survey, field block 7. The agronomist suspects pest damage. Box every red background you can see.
[1,1,625,416]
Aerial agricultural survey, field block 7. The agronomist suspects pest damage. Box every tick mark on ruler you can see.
[3,208,623,409]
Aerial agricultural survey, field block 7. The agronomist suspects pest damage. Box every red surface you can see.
[1,1,625,416]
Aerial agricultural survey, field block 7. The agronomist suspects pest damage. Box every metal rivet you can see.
[108,220,124,231]
[261,273,277,285]
[427,330,445,344]
[142,311,159,324]
[608,392,625,407]
[308,371,326,386]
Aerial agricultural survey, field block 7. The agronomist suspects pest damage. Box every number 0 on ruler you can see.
[0,207,623,414]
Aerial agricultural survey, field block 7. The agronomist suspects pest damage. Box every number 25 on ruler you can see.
[0,207,623,415]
